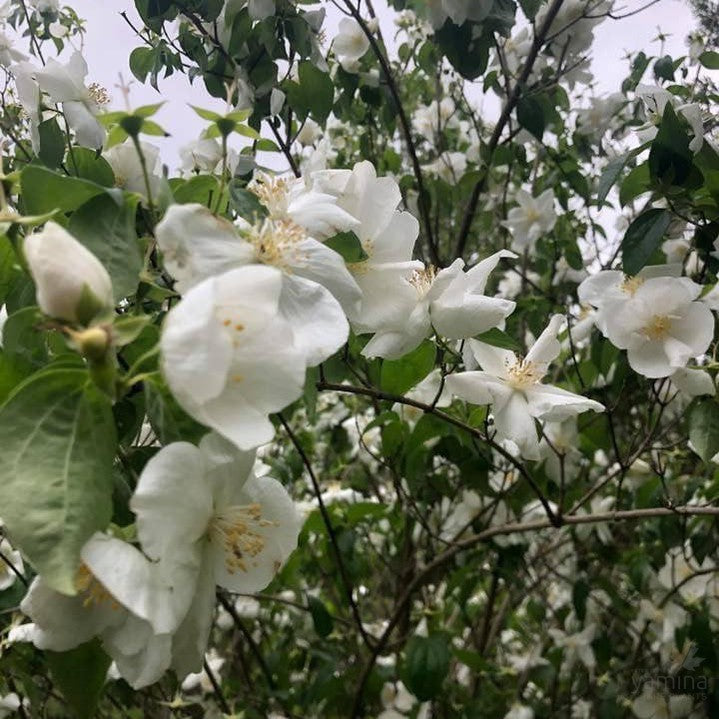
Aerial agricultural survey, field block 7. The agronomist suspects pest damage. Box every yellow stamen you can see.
[209,504,278,575]
[643,314,672,340]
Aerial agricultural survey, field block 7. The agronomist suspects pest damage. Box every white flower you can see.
[334,162,422,329]
[576,93,624,140]
[598,276,714,378]
[446,315,604,459]
[548,623,596,672]
[296,117,322,146]
[502,189,556,253]
[539,417,582,482]
[250,171,360,240]
[269,87,285,116]
[11,62,42,151]
[0,537,23,591]
[412,98,457,137]
[24,222,113,324]
[20,533,191,688]
[160,265,308,450]
[104,141,163,200]
[48,20,69,38]
[0,31,27,67]
[156,203,356,363]
[657,545,713,603]
[504,704,534,719]
[130,433,301,676]
[425,0,493,29]
[333,19,370,71]
[632,683,693,718]
[423,151,467,182]
[180,137,237,174]
[34,52,105,148]
[0,693,21,718]
[362,251,516,360]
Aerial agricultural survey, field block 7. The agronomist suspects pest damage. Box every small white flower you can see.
[333,19,370,71]
[0,537,23,591]
[34,51,106,148]
[446,315,604,459]
[104,141,163,200]
[502,189,557,253]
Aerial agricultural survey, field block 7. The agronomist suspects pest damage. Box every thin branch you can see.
[277,413,376,650]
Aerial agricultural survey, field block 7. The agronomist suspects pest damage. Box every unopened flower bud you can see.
[24,222,114,325]
[75,326,111,362]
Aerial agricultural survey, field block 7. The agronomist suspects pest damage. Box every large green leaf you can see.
[401,633,451,701]
[0,368,117,594]
[69,194,142,301]
[621,208,672,275]
[648,103,693,187]
[689,399,719,462]
[47,639,112,719]
[20,165,121,216]
[380,341,436,396]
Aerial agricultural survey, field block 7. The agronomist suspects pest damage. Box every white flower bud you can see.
[24,222,113,324]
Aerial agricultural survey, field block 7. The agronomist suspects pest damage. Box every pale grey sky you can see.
[64,0,698,167]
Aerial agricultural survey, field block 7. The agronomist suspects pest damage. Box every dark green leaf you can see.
[38,119,66,169]
[401,633,451,701]
[648,103,693,186]
[622,208,672,275]
[47,640,112,719]
[475,327,521,351]
[597,153,629,206]
[324,231,368,263]
[516,95,545,140]
[699,50,719,69]
[308,596,334,638]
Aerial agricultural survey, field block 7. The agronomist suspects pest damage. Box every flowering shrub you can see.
[0,0,718,717]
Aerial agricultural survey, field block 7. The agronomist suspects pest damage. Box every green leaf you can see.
[0,369,116,594]
[69,194,142,301]
[69,148,115,187]
[38,119,66,169]
[689,399,719,462]
[619,162,651,206]
[173,174,221,207]
[648,103,693,187]
[47,639,112,719]
[699,50,719,69]
[129,46,155,83]
[324,231,368,263]
[380,341,435,395]
[516,95,545,140]
[597,153,629,206]
[434,20,492,80]
[401,633,451,701]
[307,596,334,638]
[653,54,675,81]
[621,208,672,275]
[518,0,542,19]
[228,182,267,222]
[21,165,120,216]
[144,375,207,445]
[475,327,521,351]
[297,61,334,124]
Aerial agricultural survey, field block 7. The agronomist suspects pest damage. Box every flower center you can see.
[620,275,644,296]
[407,266,437,297]
[643,314,672,340]
[74,565,118,609]
[249,173,293,217]
[505,358,543,389]
[210,503,278,574]
[247,219,305,271]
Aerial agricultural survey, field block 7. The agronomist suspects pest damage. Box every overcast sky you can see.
[63,0,698,167]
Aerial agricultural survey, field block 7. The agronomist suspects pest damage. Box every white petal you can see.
[445,371,512,408]
[525,314,565,365]
[63,100,105,149]
[671,367,715,397]
[278,275,348,366]
[467,339,515,378]
[525,384,604,421]
[493,392,541,460]
[130,443,214,563]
